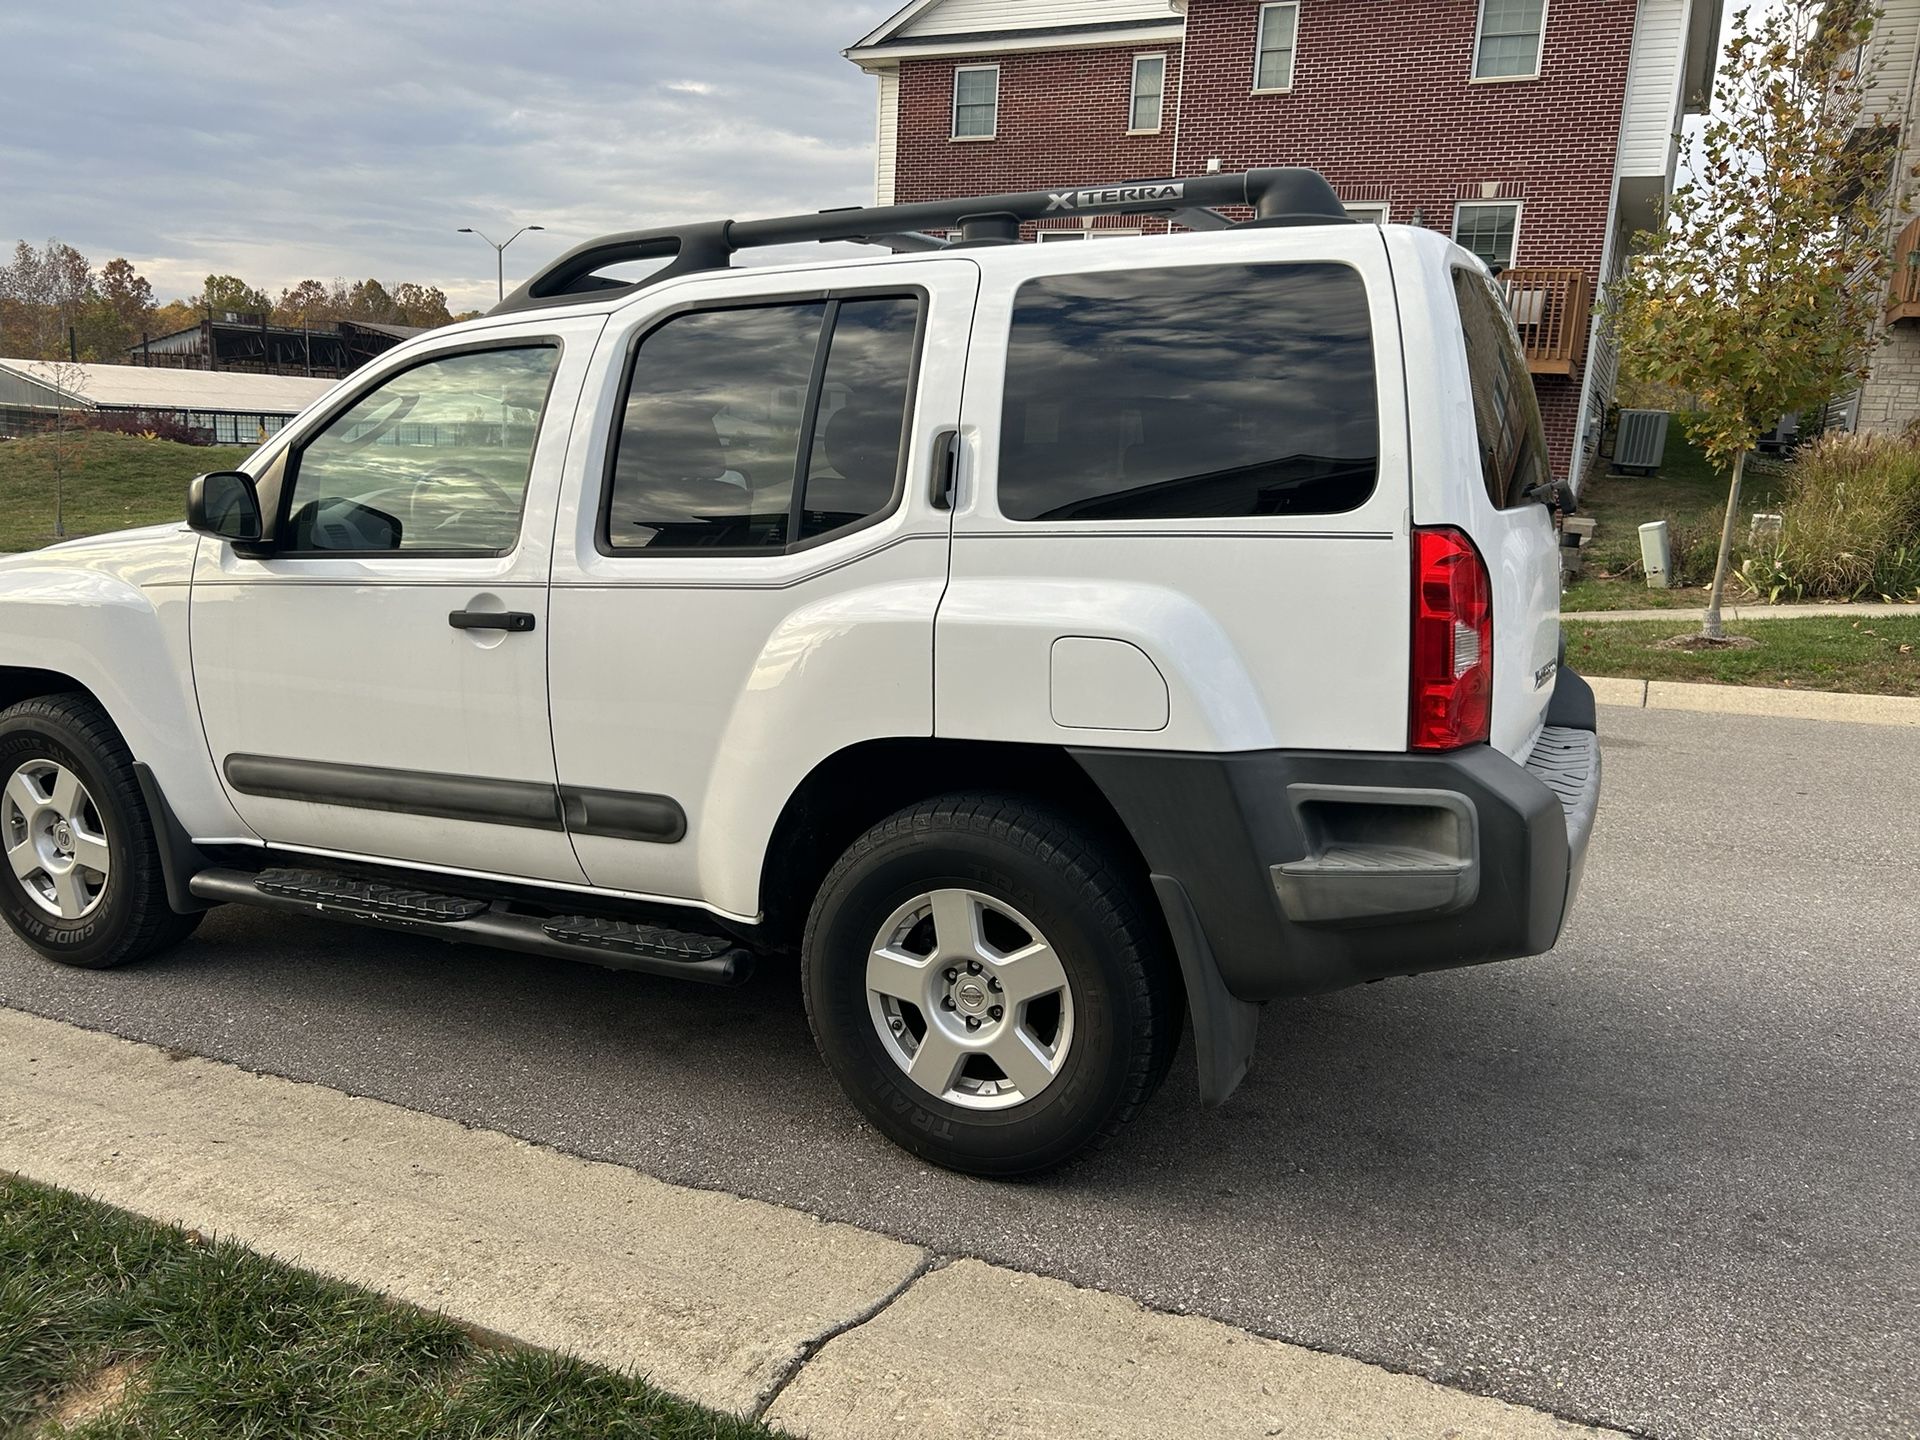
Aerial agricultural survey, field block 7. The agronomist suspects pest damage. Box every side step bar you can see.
[187,867,753,987]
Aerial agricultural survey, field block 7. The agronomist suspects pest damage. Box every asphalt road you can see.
[2,705,1915,1440]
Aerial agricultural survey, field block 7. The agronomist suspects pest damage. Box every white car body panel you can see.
[187,314,605,883]
[0,528,248,839]
[939,227,1412,755]
[1388,228,1561,760]
[544,257,980,916]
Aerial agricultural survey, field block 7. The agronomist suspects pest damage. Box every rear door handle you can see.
[449,610,536,633]
[932,429,960,511]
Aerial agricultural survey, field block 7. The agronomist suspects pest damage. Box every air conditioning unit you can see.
[1614,409,1670,473]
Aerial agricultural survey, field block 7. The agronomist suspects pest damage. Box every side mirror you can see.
[187,471,264,544]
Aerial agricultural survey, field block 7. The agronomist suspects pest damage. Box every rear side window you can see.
[1452,267,1550,509]
[605,296,921,552]
[997,263,1378,522]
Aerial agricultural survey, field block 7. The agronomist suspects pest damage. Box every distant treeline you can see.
[0,240,478,363]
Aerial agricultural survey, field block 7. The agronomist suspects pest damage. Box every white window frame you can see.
[951,63,1000,141]
[1452,200,1524,271]
[1035,227,1144,242]
[1343,201,1390,224]
[1252,2,1300,94]
[1471,0,1548,83]
[1129,52,1167,134]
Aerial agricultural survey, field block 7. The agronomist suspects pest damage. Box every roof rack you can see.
[492,167,1351,315]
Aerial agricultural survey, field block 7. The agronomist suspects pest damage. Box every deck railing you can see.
[1886,215,1920,323]
[1498,266,1592,376]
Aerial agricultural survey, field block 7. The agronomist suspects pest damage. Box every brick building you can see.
[847,0,1724,486]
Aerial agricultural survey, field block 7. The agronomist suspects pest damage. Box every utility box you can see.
[1639,520,1673,588]
[1615,410,1671,474]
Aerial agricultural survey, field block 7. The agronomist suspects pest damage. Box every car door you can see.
[190,320,602,884]
[545,258,979,921]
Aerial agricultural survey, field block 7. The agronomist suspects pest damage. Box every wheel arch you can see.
[758,737,1148,951]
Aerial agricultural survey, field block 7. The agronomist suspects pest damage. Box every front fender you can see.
[0,545,250,840]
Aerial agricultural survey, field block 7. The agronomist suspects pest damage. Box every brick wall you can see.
[888,0,1644,479]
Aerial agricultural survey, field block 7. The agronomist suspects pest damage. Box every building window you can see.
[952,65,999,139]
[1343,202,1390,224]
[1254,2,1299,93]
[997,262,1378,522]
[1474,0,1546,81]
[1130,53,1166,132]
[1453,202,1521,271]
[1036,228,1143,242]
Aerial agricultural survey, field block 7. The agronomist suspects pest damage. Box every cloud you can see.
[0,0,896,310]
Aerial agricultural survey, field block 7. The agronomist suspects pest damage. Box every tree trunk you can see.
[1701,447,1749,641]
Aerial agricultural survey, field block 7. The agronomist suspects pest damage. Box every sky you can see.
[1,0,1760,314]
[0,0,900,311]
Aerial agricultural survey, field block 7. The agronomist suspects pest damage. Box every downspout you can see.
[1170,0,1189,176]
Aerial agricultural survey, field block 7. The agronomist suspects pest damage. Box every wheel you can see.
[803,793,1182,1177]
[0,693,202,968]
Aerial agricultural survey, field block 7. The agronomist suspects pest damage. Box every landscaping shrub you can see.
[85,412,205,445]
[1746,432,1920,600]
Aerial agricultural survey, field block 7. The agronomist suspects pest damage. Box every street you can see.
[2,704,1914,1440]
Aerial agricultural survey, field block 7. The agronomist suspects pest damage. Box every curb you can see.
[0,1008,1621,1440]
[1566,602,1919,624]
[1588,674,1920,726]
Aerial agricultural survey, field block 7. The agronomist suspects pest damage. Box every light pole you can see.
[457,224,546,303]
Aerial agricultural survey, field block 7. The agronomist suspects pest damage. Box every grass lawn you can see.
[0,433,253,552]
[0,1175,783,1439]
[1565,615,1920,696]
[1566,429,1788,613]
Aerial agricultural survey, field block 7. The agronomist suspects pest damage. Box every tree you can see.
[192,274,273,318]
[272,278,339,329]
[1611,0,1900,639]
[343,278,397,323]
[389,281,453,327]
[0,240,94,360]
[26,359,88,539]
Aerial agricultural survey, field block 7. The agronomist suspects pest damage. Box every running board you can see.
[187,867,753,986]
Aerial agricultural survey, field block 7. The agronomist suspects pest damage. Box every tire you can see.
[0,693,202,969]
[803,793,1182,1177]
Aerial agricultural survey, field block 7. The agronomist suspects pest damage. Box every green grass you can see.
[1566,429,1788,612]
[1565,615,1920,696]
[0,433,253,552]
[0,1175,784,1439]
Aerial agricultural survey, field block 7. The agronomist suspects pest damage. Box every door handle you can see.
[449,610,536,633]
[931,429,960,511]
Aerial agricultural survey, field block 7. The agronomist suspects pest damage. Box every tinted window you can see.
[283,347,558,555]
[607,297,919,552]
[998,263,1378,522]
[1453,267,1550,509]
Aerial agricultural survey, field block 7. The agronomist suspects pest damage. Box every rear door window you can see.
[1452,267,1551,510]
[996,262,1378,522]
[604,295,922,552]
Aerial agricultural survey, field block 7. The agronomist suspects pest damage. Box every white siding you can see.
[1863,0,1920,127]
[875,68,900,205]
[899,0,1173,38]
[1617,0,1688,180]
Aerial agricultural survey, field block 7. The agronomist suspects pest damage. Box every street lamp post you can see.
[457,224,546,303]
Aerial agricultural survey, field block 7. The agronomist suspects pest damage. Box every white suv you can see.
[0,170,1599,1175]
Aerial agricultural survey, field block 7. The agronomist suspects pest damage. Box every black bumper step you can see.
[542,915,739,964]
[187,867,751,987]
[254,868,490,922]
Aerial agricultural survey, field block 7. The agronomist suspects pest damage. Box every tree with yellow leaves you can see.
[1612,0,1899,638]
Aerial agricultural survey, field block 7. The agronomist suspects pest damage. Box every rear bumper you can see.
[1071,669,1601,1099]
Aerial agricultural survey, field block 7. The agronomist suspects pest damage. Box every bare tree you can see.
[25,359,89,540]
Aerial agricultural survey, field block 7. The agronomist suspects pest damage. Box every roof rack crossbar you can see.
[493,168,1349,314]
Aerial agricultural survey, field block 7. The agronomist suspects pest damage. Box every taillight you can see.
[1410,526,1493,750]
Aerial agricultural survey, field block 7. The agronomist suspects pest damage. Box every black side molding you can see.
[223,755,686,844]
[561,786,687,845]
[1546,666,1598,733]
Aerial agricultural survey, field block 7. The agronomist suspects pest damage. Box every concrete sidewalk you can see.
[1589,674,1920,726]
[1567,600,1918,623]
[0,1007,1617,1439]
